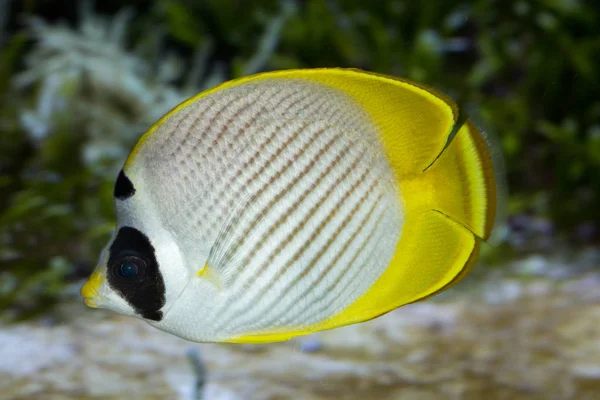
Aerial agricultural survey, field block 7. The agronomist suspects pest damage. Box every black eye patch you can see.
[107,226,165,321]
[114,170,136,200]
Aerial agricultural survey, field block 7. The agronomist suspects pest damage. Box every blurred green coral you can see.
[14,6,196,177]
[0,0,599,319]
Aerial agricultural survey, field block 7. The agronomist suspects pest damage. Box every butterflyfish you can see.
[81,68,505,343]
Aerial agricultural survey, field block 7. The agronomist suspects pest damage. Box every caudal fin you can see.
[421,119,506,244]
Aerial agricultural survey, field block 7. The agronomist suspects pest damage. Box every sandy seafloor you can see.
[1,251,599,400]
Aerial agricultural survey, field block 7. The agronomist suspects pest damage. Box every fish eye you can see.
[119,262,139,278]
[110,255,147,280]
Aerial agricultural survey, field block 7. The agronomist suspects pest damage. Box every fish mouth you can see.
[83,297,98,308]
[81,270,105,308]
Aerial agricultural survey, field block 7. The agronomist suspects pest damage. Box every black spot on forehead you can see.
[114,170,136,200]
[107,226,165,321]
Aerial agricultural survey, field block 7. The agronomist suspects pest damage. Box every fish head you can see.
[80,236,137,317]
[81,169,191,324]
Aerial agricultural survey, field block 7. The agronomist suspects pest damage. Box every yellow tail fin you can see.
[419,119,502,242]
[395,118,505,299]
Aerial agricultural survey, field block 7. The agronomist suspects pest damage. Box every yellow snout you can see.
[81,270,104,308]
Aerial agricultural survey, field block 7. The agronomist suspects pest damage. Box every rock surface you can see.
[1,256,600,400]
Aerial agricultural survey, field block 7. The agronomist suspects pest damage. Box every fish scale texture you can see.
[134,79,404,332]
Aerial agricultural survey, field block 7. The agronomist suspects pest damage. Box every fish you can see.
[81,68,506,343]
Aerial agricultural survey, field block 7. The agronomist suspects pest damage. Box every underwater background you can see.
[0,0,599,399]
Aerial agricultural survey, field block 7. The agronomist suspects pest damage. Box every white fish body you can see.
[82,69,505,343]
